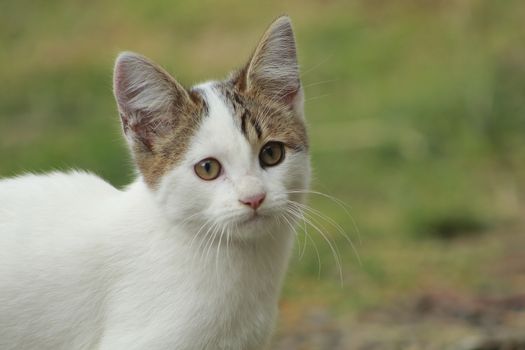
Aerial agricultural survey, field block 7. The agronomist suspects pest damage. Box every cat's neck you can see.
[118,176,295,274]
[107,177,295,313]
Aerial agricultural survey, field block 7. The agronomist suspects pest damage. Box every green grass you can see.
[1,0,524,317]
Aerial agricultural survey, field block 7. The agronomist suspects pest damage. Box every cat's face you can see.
[155,81,310,239]
[113,16,310,239]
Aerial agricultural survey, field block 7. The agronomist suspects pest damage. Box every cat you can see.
[0,16,310,350]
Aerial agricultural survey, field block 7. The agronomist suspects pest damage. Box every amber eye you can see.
[194,158,222,181]
[259,141,285,167]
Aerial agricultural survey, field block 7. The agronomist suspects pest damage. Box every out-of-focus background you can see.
[1,1,524,348]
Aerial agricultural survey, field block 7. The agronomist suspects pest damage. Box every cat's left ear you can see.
[237,16,303,110]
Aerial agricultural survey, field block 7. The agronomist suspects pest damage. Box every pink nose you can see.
[239,193,266,210]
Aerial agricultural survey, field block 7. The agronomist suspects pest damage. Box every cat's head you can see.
[113,16,310,240]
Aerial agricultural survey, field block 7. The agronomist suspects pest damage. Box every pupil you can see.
[266,147,274,158]
[204,162,211,173]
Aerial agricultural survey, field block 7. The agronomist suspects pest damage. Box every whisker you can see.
[286,189,362,245]
[226,224,232,264]
[282,210,323,279]
[300,54,334,77]
[188,217,213,250]
[287,189,351,212]
[203,223,221,264]
[295,209,349,284]
[280,212,322,277]
[289,214,306,260]
[287,200,362,266]
[179,211,203,226]
[290,206,345,277]
[281,212,307,260]
[298,219,308,260]
[197,221,219,263]
[304,227,323,279]
[304,94,331,104]
[286,205,344,286]
[302,79,340,89]
[215,223,226,280]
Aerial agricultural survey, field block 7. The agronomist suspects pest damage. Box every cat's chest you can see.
[178,276,277,349]
[102,237,287,349]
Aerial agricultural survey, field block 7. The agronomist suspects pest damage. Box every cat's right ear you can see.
[113,52,191,151]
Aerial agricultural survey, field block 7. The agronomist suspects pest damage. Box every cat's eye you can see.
[194,158,222,181]
[259,141,285,167]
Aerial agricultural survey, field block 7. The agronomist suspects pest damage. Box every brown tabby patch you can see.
[214,80,308,153]
[132,90,208,188]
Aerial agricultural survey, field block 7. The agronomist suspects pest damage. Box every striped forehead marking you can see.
[195,81,308,153]
[212,83,264,142]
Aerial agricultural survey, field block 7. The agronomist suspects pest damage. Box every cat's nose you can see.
[239,193,266,210]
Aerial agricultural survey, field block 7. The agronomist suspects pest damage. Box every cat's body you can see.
[0,17,309,350]
[0,171,293,349]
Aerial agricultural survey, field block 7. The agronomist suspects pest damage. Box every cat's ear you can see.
[113,52,192,151]
[238,16,302,107]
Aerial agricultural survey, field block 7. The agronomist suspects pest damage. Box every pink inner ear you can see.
[113,52,186,152]
[282,87,300,106]
[119,112,130,131]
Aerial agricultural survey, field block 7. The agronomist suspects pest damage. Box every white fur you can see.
[0,83,310,349]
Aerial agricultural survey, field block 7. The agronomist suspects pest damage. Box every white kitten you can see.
[0,16,310,350]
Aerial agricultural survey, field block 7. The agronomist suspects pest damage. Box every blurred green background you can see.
[1,0,524,348]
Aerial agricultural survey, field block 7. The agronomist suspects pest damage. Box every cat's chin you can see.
[228,211,283,240]
[239,212,268,227]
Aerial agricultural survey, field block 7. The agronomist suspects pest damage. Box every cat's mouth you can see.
[237,210,279,230]
[240,212,265,225]
[213,207,281,236]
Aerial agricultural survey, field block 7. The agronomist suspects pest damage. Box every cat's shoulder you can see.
[0,170,119,198]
